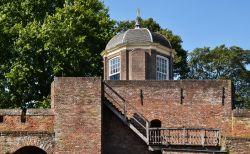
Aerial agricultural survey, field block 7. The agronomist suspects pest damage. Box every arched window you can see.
[150,119,161,128]
[13,146,47,154]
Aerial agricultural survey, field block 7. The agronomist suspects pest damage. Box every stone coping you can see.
[225,137,250,141]
[0,131,55,136]
[104,79,231,82]
[0,109,54,116]
[233,109,250,117]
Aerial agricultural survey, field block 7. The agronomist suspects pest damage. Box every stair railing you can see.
[103,82,127,117]
[103,82,150,143]
[149,127,221,146]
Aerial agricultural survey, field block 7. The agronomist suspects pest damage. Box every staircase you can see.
[103,82,149,144]
[103,82,226,153]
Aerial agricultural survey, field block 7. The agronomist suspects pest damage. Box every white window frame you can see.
[156,55,169,80]
[109,56,120,80]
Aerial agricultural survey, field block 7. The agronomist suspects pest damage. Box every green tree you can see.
[0,0,114,108]
[0,0,65,108]
[115,18,189,79]
[188,45,250,107]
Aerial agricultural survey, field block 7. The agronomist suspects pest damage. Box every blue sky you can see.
[103,0,250,52]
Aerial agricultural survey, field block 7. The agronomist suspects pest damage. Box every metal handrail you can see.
[105,92,124,109]
[103,82,149,123]
[130,117,147,130]
[103,82,125,102]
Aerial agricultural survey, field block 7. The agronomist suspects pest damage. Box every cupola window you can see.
[156,55,169,80]
[109,56,120,80]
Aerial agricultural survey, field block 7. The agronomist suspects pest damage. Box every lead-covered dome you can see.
[105,28,172,50]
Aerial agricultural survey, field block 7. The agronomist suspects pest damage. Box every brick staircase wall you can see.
[102,104,160,154]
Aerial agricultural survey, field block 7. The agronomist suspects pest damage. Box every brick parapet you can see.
[230,115,250,137]
[104,80,232,135]
[0,109,54,132]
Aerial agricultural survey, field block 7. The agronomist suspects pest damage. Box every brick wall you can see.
[104,80,232,135]
[52,77,102,154]
[121,49,128,80]
[0,132,54,154]
[0,77,248,154]
[129,49,147,80]
[0,109,54,132]
[0,109,54,153]
[146,49,155,79]
[231,115,250,137]
[225,137,250,154]
[222,110,250,153]
[231,109,250,138]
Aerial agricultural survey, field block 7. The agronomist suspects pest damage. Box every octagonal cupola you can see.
[101,18,175,80]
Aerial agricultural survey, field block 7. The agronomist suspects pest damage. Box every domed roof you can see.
[105,28,172,50]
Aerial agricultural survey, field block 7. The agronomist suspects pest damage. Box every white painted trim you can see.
[102,42,175,57]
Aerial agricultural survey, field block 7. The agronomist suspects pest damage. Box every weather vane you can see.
[137,8,140,18]
[135,8,141,29]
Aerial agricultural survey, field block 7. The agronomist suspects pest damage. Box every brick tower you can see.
[101,18,175,80]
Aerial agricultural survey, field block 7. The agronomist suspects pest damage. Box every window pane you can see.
[109,56,120,80]
[156,56,169,80]
[110,74,120,80]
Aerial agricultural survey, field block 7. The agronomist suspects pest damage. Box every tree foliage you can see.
[0,0,249,109]
[0,0,114,108]
[115,18,189,79]
[188,45,250,107]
